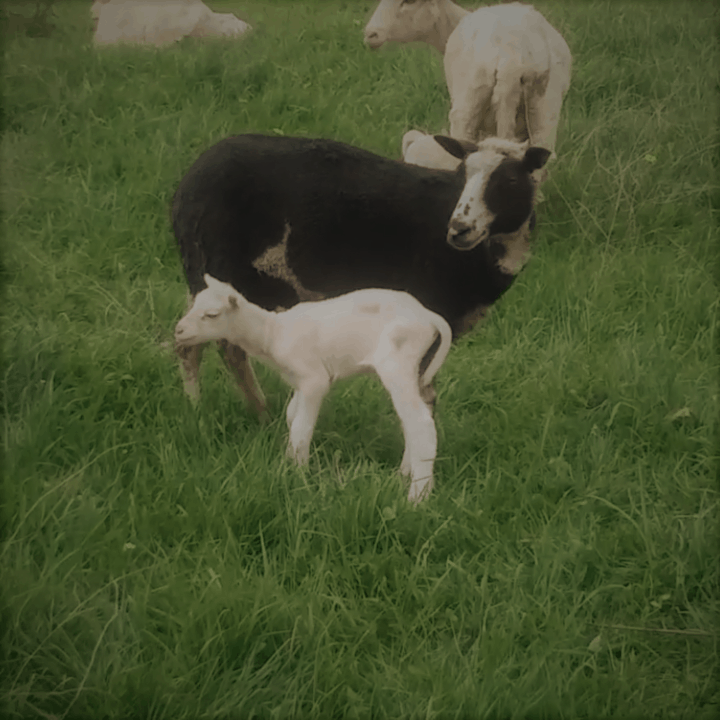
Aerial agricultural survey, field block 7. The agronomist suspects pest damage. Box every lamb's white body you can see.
[175,275,453,503]
[92,0,250,47]
[366,1,572,155]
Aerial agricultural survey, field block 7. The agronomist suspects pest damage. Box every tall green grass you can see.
[2,1,718,717]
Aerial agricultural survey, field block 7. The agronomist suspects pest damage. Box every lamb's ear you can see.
[228,294,239,309]
[203,273,221,289]
[522,146,552,172]
[433,135,478,160]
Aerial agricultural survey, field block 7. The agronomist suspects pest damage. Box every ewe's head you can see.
[435,136,551,251]
[175,274,239,347]
[364,0,440,49]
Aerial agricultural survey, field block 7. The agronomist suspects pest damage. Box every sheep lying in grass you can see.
[365,1,572,158]
[172,133,550,418]
[175,275,452,503]
[92,0,250,46]
[402,129,462,171]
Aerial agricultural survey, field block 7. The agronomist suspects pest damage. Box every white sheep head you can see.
[364,0,443,49]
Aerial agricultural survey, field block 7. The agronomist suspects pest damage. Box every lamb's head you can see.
[436,136,551,251]
[364,0,441,49]
[174,274,239,347]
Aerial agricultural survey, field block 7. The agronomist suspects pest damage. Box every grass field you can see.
[2,1,718,717]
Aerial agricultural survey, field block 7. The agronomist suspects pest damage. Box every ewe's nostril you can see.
[448,218,469,236]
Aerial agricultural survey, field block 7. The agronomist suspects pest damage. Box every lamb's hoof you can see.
[407,478,432,505]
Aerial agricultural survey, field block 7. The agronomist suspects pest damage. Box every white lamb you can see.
[92,0,250,47]
[174,275,453,504]
[365,1,572,157]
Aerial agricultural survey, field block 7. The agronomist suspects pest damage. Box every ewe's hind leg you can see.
[377,366,437,504]
[176,342,205,401]
[286,379,329,466]
[217,339,268,420]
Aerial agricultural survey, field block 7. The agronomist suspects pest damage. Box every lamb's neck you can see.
[228,299,277,359]
[428,1,470,54]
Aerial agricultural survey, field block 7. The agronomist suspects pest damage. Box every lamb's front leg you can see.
[286,379,329,465]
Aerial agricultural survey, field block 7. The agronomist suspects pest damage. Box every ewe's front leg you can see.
[218,340,268,421]
[286,380,329,466]
[176,342,205,401]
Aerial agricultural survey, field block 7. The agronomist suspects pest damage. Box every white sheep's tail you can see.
[419,315,453,389]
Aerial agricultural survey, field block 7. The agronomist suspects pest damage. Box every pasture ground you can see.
[2,1,718,717]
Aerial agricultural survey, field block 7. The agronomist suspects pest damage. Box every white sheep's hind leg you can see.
[448,88,491,143]
[286,391,301,429]
[286,379,329,466]
[525,75,565,193]
[176,342,205,401]
[218,340,268,421]
[492,75,524,141]
[377,366,437,504]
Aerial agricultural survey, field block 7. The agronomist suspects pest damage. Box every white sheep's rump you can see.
[444,3,571,153]
[175,277,453,503]
[92,0,250,47]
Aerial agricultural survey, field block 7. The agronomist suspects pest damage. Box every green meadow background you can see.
[2,1,718,717]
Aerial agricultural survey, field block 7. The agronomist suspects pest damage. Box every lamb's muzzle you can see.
[364,30,382,49]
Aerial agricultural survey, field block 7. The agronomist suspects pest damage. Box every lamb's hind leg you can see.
[377,365,437,504]
[217,339,268,421]
[176,342,205,402]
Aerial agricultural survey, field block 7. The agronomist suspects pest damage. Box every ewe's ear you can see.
[522,147,552,172]
[433,135,478,160]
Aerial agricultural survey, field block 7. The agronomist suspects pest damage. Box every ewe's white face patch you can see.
[451,148,504,237]
[451,138,529,238]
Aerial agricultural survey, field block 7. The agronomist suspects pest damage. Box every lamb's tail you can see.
[419,314,453,389]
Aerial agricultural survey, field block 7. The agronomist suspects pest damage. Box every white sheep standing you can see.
[174,274,453,504]
[92,0,251,47]
[365,1,572,158]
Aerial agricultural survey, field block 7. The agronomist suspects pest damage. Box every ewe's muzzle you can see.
[447,219,488,251]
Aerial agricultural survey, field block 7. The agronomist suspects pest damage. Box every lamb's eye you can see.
[204,311,219,319]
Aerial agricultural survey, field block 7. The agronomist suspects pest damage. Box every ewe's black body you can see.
[172,134,518,338]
